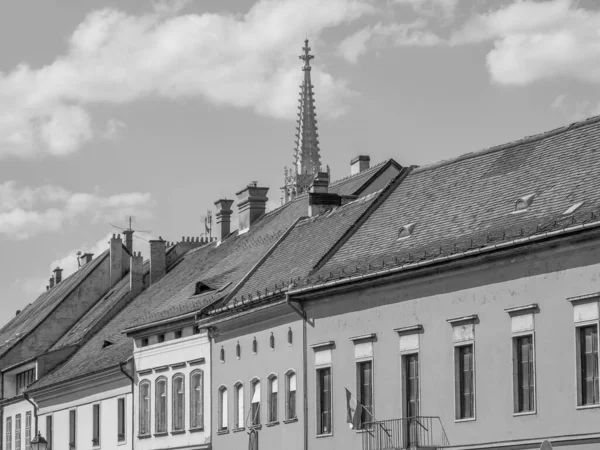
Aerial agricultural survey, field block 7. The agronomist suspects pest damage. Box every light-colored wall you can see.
[304,238,600,450]
[4,400,33,450]
[133,325,211,450]
[211,307,303,450]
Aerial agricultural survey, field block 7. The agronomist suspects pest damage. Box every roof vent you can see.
[398,223,416,240]
[194,281,214,296]
[513,194,535,213]
[102,340,114,349]
[563,202,584,215]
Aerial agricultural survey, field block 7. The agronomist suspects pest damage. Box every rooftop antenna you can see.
[109,216,152,251]
[204,210,213,240]
[76,250,82,269]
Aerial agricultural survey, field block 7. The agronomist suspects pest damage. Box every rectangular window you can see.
[268,377,278,423]
[357,361,373,428]
[577,324,600,406]
[172,376,185,431]
[139,382,151,436]
[234,384,244,429]
[317,367,332,435]
[219,388,228,431]
[69,410,76,449]
[190,372,203,429]
[402,353,419,449]
[251,381,261,426]
[454,344,474,419]
[92,404,100,446]
[513,335,535,412]
[25,412,31,450]
[155,379,167,433]
[6,416,12,450]
[286,372,297,420]
[15,415,21,450]
[117,398,126,442]
[15,369,35,396]
[46,416,53,450]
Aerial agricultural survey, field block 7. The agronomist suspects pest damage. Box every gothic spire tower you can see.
[282,39,323,204]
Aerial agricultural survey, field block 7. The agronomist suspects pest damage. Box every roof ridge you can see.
[329,160,388,187]
[413,114,600,175]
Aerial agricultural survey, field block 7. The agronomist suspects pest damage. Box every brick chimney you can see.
[110,234,124,287]
[149,237,166,285]
[79,252,94,267]
[16,310,21,316]
[215,199,234,244]
[53,267,63,285]
[236,182,269,233]
[48,276,55,289]
[351,155,370,175]
[123,229,134,254]
[130,251,143,295]
[309,172,341,217]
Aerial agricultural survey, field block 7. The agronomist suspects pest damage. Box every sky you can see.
[1,0,600,326]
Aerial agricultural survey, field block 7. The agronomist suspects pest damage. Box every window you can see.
[6,416,12,450]
[218,387,228,431]
[268,375,278,423]
[250,379,261,426]
[286,371,297,420]
[270,333,275,350]
[357,361,373,427]
[172,374,185,431]
[16,369,35,395]
[234,383,244,429]
[155,377,168,433]
[513,335,535,413]
[577,324,599,406]
[139,381,151,436]
[117,398,126,442]
[46,416,53,450]
[25,412,31,450]
[15,415,21,450]
[252,337,258,354]
[175,330,182,339]
[287,328,293,345]
[193,326,200,335]
[92,404,100,446]
[158,334,165,343]
[69,410,76,449]
[190,370,204,430]
[455,344,475,419]
[236,342,241,359]
[317,367,332,435]
[220,346,225,363]
[141,338,149,347]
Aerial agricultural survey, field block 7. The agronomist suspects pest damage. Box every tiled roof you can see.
[310,115,600,281]
[0,251,109,357]
[328,159,399,196]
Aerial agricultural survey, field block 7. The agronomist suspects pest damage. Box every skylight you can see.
[563,202,584,215]
[397,223,416,240]
[513,194,535,213]
[194,281,214,296]
[102,340,113,349]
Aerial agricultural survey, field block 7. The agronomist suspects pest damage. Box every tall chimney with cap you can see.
[123,229,134,254]
[215,199,234,244]
[110,234,124,287]
[236,182,269,233]
[351,155,370,175]
[53,267,63,285]
[48,276,55,289]
[149,237,166,285]
[130,251,143,295]
[79,253,94,267]
[308,172,341,217]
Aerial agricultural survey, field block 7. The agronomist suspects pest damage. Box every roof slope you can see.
[313,115,600,280]
[0,251,109,357]
[328,159,399,196]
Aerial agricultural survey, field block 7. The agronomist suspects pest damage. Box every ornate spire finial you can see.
[300,38,314,71]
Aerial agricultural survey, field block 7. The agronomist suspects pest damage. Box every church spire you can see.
[282,39,323,204]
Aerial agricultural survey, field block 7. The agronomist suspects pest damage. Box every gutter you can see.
[289,219,600,299]
[122,311,198,335]
[119,358,134,450]
[23,392,39,435]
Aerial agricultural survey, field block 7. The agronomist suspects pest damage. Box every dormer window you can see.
[514,194,535,213]
[102,340,113,349]
[398,223,416,240]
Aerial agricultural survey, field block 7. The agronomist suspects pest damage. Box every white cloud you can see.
[394,0,459,19]
[0,181,154,240]
[104,118,126,140]
[0,0,374,158]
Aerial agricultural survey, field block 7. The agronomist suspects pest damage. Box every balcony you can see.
[362,416,449,450]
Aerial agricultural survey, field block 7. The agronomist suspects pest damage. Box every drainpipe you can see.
[23,392,38,434]
[286,292,308,450]
[119,359,134,450]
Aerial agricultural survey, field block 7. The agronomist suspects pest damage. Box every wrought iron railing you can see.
[362,416,449,450]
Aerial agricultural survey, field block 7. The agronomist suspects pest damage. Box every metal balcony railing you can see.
[362,416,449,450]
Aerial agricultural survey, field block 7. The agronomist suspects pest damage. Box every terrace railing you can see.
[362,416,449,450]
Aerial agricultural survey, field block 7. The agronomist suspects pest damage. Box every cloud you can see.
[394,0,459,19]
[0,181,154,240]
[104,118,127,140]
[0,0,374,159]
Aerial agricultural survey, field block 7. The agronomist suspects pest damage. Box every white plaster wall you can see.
[4,400,33,450]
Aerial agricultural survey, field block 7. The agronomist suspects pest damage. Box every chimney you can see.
[123,229,134,254]
[236,182,269,233]
[79,252,94,267]
[351,155,370,175]
[15,310,21,316]
[53,267,63,285]
[214,199,234,244]
[308,172,341,217]
[130,251,143,295]
[110,234,124,287]
[48,276,55,289]
[149,237,167,285]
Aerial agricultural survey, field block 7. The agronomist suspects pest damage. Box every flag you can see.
[345,388,362,429]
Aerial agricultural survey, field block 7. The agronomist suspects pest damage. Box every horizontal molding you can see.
[567,292,600,303]
[348,333,377,342]
[310,341,335,351]
[154,365,169,373]
[137,369,152,376]
[394,325,423,335]
[188,358,205,366]
[170,363,186,370]
[447,314,478,325]
[504,303,539,315]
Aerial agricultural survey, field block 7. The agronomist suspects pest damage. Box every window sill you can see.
[249,424,263,431]
[189,427,204,433]
[265,421,279,427]
[513,410,536,417]
[576,404,600,410]
[137,434,151,440]
[454,417,476,423]
[283,417,298,424]
[170,430,186,435]
[217,429,229,435]
[153,432,168,437]
[317,433,333,438]
[233,427,245,433]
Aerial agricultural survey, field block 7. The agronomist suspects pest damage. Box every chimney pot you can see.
[53,267,63,284]
[130,252,144,295]
[236,183,269,233]
[309,172,341,216]
[214,199,234,243]
[49,276,55,289]
[149,238,167,285]
[351,155,370,175]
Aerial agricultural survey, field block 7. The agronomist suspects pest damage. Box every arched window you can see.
[234,382,244,429]
[172,374,185,431]
[218,386,228,431]
[139,380,151,436]
[252,337,258,354]
[268,374,278,423]
[236,342,241,359]
[155,377,167,433]
[190,370,204,430]
[250,378,261,426]
[285,370,297,420]
[288,328,293,345]
[269,333,275,350]
[220,346,225,363]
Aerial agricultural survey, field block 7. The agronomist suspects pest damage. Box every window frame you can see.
[316,365,333,436]
[139,380,151,437]
[172,373,185,432]
[285,370,297,421]
[15,368,35,396]
[575,321,600,408]
[155,376,168,434]
[267,373,278,424]
[218,386,229,432]
[287,328,293,346]
[356,358,374,429]
[6,416,12,450]
[45,415,53,450]
[25,412,31,450]
[270,333,275,351]
[233,382,244,430]
[453,342,476,422]
[512,331,536,415]
[190,370,204,431]
[117,397,126,442]
[250,378,261,427]
[15,414,20,450]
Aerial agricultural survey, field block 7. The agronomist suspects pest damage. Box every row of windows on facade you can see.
[138,370,204,436]
[220,328,293,362]
[310,323,600,436]
[5,400,127,450]
[140,326,201,348]
[217,371,297,432]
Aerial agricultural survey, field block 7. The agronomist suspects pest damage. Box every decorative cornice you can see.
[567,292,600,304]
[188,358,205,366]
[154,365,169,373]
[447,314,478,325]
[394,325,423,335]
[310,341,335,351]
[504,303,539,315]
[348,333,377,343]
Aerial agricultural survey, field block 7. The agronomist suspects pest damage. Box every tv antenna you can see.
[109,216,152,247]
[204,210,212,240]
